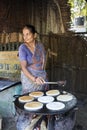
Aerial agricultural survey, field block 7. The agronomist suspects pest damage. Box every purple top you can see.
[18,42,47,79]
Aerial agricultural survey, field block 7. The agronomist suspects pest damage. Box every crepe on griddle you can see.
[24,101,43,110]
[57,94,73,102]
[46,89,60,96]
[38,96,54,104]
[18,95,34,103]
[29,91,44,98]
[46,101,65,110]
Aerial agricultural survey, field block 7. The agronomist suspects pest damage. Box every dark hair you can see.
[23,24,37,34]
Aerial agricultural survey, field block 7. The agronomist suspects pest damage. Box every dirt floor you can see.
[2,93,87,130]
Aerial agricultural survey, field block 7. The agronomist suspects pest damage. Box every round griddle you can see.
[14,91,77,115]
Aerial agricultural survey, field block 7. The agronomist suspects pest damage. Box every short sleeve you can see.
[18,44,27,61]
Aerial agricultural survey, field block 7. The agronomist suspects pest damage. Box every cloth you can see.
[18,42,46,72]
[21,71,48,94]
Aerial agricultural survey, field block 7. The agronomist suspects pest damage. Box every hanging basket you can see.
[74,16,85,26]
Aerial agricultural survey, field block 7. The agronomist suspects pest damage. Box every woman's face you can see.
[22,28,35,44]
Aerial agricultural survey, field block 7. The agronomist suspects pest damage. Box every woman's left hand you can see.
[35,77,45,85]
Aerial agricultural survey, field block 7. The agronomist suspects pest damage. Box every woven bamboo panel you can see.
[39,34,87,94]
[5,33,10,43]
[9,33,18,43]
[0,33,1,43]
[18,33,23,42]
[1,33,5,44]
[0,32,23,44]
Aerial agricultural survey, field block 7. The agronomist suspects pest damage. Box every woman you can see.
[19,24,48,94]
[16,24,48,130]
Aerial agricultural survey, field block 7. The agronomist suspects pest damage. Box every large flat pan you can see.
[14,91,77,115]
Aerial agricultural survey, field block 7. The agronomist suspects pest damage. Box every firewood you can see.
[40,120,48,130]
[25,115,42,130]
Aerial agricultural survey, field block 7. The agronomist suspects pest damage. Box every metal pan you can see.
[14,92,77,115]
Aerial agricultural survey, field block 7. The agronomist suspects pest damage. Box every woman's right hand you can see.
[35,77,45,85]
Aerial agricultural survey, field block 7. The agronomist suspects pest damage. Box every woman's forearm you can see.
[22,67,36,82]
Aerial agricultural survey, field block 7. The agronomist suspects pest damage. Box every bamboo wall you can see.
[0,34,87,93]
[0,34,87,94]
[0,33,87,94]
[40,34,87,94]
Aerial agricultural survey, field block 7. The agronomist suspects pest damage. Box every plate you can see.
[57,94,73,102]
[38,96,54,104]
[46,89,60,96]
[24,101,43,111]
[18,95,34,103]
[29,91,44,98]
[46,102,65,111]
